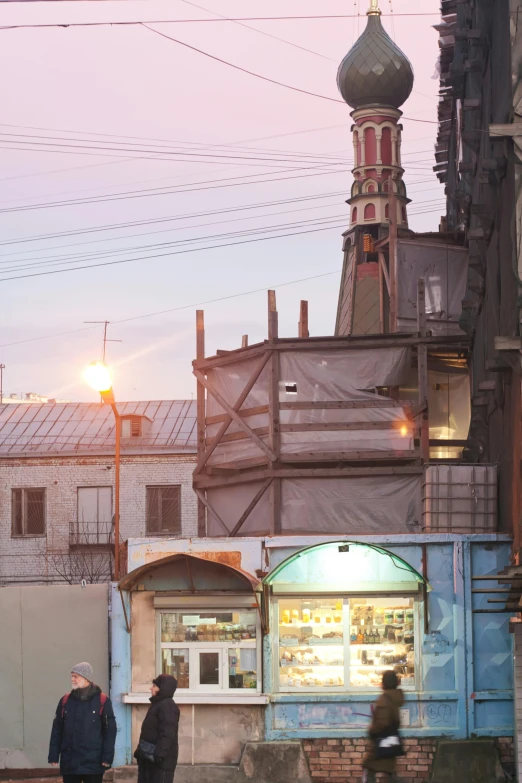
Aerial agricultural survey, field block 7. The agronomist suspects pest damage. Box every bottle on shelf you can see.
[357,628,364,645]
[350,627,357,643]
[374,628,381,645]
[363,629,370,644]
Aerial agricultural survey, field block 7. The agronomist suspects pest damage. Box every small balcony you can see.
[70,520,114,549]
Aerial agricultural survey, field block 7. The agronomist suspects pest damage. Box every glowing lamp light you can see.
[84,361,113,394]
[400,425,408,437]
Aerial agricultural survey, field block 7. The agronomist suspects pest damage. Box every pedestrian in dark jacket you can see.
[48,662,117,783]
[363,670,405,783]
[134,674,180,783]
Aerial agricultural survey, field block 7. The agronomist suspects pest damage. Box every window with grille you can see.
[12,488,46,537]
[146,485,182,534]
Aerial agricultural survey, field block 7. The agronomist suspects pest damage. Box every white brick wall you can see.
[0,453,197,585]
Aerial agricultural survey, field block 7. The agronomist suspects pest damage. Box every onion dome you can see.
[337,0,414,110]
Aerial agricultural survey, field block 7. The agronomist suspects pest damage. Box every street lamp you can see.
[84,361,121,580]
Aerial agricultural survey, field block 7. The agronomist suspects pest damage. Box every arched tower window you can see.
[381,128,393,166]
[385,203,390,219]
[402,206,407,223]
[364,203,376,221]
[364,127,377,166]
[352,207,358,223]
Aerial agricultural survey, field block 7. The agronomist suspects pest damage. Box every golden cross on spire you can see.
[368,0,381,15]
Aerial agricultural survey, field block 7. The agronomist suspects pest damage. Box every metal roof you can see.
[0,400,197,456]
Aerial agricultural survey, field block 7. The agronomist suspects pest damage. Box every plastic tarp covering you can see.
[280,477,420,534]
[429,371,470,441]
[396,240,468,336]
[205,349,414,465]
[206,475,421,536]
[280,349,411,394]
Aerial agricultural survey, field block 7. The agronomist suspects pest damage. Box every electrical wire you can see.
[0,214,352,274]
[177,0,334,61]
[141,23,437,124]
[0,164,351,214]
[0,180,441,249]
[0,14,444,26]
[0,268,345,350]
[0,205,444,283]
[0,197,445,271]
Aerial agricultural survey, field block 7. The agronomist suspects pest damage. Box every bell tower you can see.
[336,0,414,229]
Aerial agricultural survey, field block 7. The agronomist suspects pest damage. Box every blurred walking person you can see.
[362,670,405,783]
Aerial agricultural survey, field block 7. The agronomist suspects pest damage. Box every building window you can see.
[12,488,46,537]
[159,609,259,692]
[381,127,393,165]
[364,203,376,220]
[277,596,416,692]
[74,487,113,546]
[122,416,143,438]
[351,207,358,223]
[364,127,377,165]
[385,203,390,219]
[146,485,182,534]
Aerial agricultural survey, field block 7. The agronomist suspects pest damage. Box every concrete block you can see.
[237,742,312,783]
[430,740,506,783]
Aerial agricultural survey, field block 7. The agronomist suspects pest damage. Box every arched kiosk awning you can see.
[117,553,259,632]
[119,552,259,593]
[262,541,429,595]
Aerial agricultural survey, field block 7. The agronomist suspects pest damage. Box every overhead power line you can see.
[0,205,444,283]
[0,14,442,24]
[141,24,437,125]
[0,269,345,350]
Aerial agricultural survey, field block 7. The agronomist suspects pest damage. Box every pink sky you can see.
[0,0,442,401]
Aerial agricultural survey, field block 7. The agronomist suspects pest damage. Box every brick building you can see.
[0,400,197,586]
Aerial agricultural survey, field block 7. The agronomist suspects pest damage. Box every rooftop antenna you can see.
[368,0,381,14]
[84,320,122,363]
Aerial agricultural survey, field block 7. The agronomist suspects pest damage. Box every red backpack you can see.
[61,692,108,718]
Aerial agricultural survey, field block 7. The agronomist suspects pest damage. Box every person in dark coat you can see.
[363,670,405,783]
[134,675,180,783]
[49,662,117,783]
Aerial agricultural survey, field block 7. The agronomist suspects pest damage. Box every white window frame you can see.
[157,608,262,695]
[273,594,420,694]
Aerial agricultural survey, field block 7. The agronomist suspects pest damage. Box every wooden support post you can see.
[194,368,277,463]
[196,310,206,536]
[268,289,278,340]
[194,351,272,474]
[194,489,230,535]
[388,176,398,332]
[241,335,249,348]
[378,258,385,334]
[230,479,273,537]
[267,290,281,534]
[298,300,309,338]
[417,278,430,463]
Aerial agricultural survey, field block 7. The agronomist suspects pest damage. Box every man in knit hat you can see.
[49,662,117,783]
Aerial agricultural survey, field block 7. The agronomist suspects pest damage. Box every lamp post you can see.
[84,361,121,580]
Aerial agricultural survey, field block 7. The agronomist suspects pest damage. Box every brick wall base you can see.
[303,737,514,782]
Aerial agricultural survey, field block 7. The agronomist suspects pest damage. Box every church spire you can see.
[367,0,381,16]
